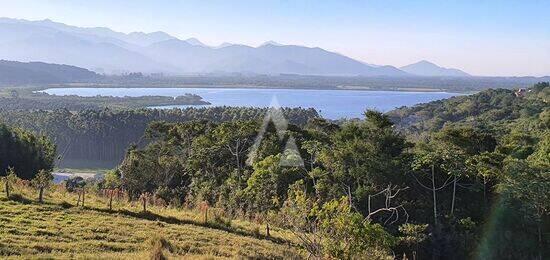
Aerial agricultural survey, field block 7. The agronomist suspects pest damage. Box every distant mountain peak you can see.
[185,37,208,47]
[400,60,470,77]
[129,31,163,36]
[259,40,284,47]
[417,60,434,65]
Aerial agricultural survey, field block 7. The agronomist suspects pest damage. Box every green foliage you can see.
[0,86,205,111]
[0,107,318,168]
[319,110,410,215]
[388,83,549,137]
[2,167,19,198]
[499,158,550,220]
[3,82,549,259]
[31,169,53,202]
[497,131,538,159]
[0,124,56,180]
[279,184,394,259]
[528,132,550,167]
[315,197,395,259]
[32,169,53,189]
[114,89,548,258]
[398,223,428,247]
[104,169,122,189]
[243,155,282,213]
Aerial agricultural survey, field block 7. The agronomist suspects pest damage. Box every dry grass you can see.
[0,182,302,259]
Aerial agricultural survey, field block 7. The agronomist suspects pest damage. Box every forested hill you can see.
[388,82,549,136]
[0,60,100,85]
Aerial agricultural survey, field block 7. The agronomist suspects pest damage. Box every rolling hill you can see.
[0,60,99,85]
[387,82,549,135]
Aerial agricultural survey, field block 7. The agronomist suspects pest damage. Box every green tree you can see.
[244,154,303,235]
[499,159,550,259]
[120,146,158,199]
[469,151,505,209]
[104,169,122,210]
[104,169,122,189]
[0,124,56,180]
[411,143,453,225]
[213,121,257,172]
[316,197,395,259]
[528,132,550,167]
[319,110,410,217]
[32,169,53,203]
[243,155,281,213]
[435,126,496,216]
[2,167,19,198]
[279,182,394,259]
[398,223,429,260]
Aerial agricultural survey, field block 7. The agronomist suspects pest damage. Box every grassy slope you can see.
[0,184,300,259]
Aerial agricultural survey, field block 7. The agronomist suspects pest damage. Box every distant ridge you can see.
[185,37,209,47]
[0,18,176,47]
[0,17,407,76]
[400,60,471,77]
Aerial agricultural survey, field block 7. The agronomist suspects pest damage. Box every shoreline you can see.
[39,83,469,94]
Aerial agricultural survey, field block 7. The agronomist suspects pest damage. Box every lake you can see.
[41,87,460,119]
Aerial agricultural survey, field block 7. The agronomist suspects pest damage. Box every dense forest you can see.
[110,83,547,258]
[0,83,548,259]
[0,107,319,168]
[0,124,56,179]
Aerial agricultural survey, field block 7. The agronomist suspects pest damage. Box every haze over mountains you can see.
[0,18,470,77]
[400,60,470,77]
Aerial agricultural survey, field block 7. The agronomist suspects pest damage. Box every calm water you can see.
[41,87,460,119]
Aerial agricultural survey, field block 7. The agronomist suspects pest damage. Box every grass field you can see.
[0,183,302,259]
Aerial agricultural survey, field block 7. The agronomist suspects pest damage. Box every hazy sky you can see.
[1,0,549,76]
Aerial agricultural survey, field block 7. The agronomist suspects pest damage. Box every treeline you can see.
[0,107,319,168]
[110,83,549,259]
[0,124,56,180]
[101,74,550,92]
[0,90,207,111]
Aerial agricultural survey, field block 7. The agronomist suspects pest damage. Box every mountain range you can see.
[0,18,470,77]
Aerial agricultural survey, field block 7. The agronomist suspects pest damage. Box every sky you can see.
[0,0,549,76]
